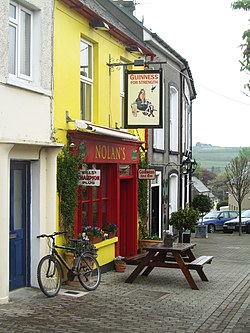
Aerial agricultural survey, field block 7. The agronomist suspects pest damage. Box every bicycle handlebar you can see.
[37,231,66,239]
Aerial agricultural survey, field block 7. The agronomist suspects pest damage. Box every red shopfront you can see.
[68,130,142,257]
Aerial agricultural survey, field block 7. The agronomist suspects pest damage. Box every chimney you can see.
[113,0,135,15]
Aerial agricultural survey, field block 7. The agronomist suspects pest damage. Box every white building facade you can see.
[0,0,61,303]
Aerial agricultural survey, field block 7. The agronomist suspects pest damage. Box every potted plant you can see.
[102,223,118,238]
[169,205,199,243]
[114,256,126,272]
[138,218,161,253]
[83,226,105,244]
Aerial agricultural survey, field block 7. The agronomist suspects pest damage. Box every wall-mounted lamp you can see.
[126,45,143,54]
[165,156,197,175]
[66,110,74,123]
[90,19,109,31]
[181,156,197,174]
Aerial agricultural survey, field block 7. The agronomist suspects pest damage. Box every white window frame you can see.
[9,1,33,81]
[80,39,93,121]
[168,173,178,233]
[182,80,191,153]
[153,84,164,150]
[120,61,125,127]
[169,86,179,152]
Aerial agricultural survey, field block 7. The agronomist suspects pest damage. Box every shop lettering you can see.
[130,74,159,80]
[79,169,101,186]
[130,73,159,85]
[95,145,126,160]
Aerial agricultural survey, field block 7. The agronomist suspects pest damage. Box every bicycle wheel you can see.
[77,253,101,291]
[37,255,62,297]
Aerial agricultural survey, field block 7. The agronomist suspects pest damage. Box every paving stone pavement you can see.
[1,232,250,333]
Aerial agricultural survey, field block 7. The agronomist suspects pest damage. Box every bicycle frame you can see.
[38,232,95,276]
[52,243,83,273]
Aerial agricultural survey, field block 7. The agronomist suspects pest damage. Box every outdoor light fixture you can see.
[181,155,197,175]
[90,19,109,31]
[66,110,74,123]
[134,58,145,66]
[125,45,143,54]
[165,154,197,175]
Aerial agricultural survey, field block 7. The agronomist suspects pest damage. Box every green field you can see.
[192,146,242,174]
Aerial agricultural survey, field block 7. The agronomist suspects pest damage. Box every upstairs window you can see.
[169,86,179,152]
[9,1,32,80]
[120,61,125,127]
[153,94,164,150]
[80,39,93,121]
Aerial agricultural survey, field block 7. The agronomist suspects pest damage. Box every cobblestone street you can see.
[1,233,250,333]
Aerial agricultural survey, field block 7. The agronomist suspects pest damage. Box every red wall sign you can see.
[138,169,156,180]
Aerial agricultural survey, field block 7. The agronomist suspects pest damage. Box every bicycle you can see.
[36,231,101,297]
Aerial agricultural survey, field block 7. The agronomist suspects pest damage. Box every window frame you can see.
[9,1,33,81]
[169,86,179,152]
[80,38,93,121]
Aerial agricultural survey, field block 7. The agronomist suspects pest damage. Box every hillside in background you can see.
[193,144,242,174]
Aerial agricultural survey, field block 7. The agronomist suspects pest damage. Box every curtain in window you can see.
[20,9,31,76]
[9,25,16,74]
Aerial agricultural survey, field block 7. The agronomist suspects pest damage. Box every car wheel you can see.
[246,224,250,234]
[223,229,233,234]
[208,224,215,233]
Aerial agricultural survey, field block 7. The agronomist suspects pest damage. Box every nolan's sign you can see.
[79,169,101,186]
[138,169,156,180]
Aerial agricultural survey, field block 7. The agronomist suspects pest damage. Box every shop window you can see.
[80,39,93,121]
[81,164,108,228]
[9,1,32,80]
[120,164,131,177]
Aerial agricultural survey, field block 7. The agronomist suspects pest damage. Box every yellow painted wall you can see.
[54,0,145,145]
[53,1,146,264]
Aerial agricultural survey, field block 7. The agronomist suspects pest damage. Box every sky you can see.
[134,0,250,147]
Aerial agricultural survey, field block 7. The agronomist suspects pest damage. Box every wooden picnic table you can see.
[125,242,213,290]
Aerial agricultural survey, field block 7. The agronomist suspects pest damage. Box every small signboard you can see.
[138,169,156,180]
[124,69,163,129]
[79,169,101,186]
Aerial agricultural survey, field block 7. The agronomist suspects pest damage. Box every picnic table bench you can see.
[125,243,214,290]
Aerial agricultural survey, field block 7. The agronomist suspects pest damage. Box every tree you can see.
[225,153,250,235]
[240,146,250,159]
[232,1,250,92]
[208,172,229,202]
[192,194,213,220]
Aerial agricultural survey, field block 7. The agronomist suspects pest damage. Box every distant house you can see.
[192,176,215,205]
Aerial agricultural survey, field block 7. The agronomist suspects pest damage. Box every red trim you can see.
[68,130,140,256]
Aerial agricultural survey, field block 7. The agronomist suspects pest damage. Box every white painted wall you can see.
[0,0,59,303]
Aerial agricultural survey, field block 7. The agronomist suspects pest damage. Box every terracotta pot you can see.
[88,236,103,244]
[139,239,162,253]
[115,261,126,272]
[64,252,82,287]
[108,231,117,238]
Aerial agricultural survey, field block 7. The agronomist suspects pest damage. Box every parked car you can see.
[196,210,238,233]
[223,210,250,233]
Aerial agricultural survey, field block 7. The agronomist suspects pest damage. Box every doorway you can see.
[9,161,30,290]
[150,171,162,237]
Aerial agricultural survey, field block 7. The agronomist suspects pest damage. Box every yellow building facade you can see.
[54,0,151,266]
